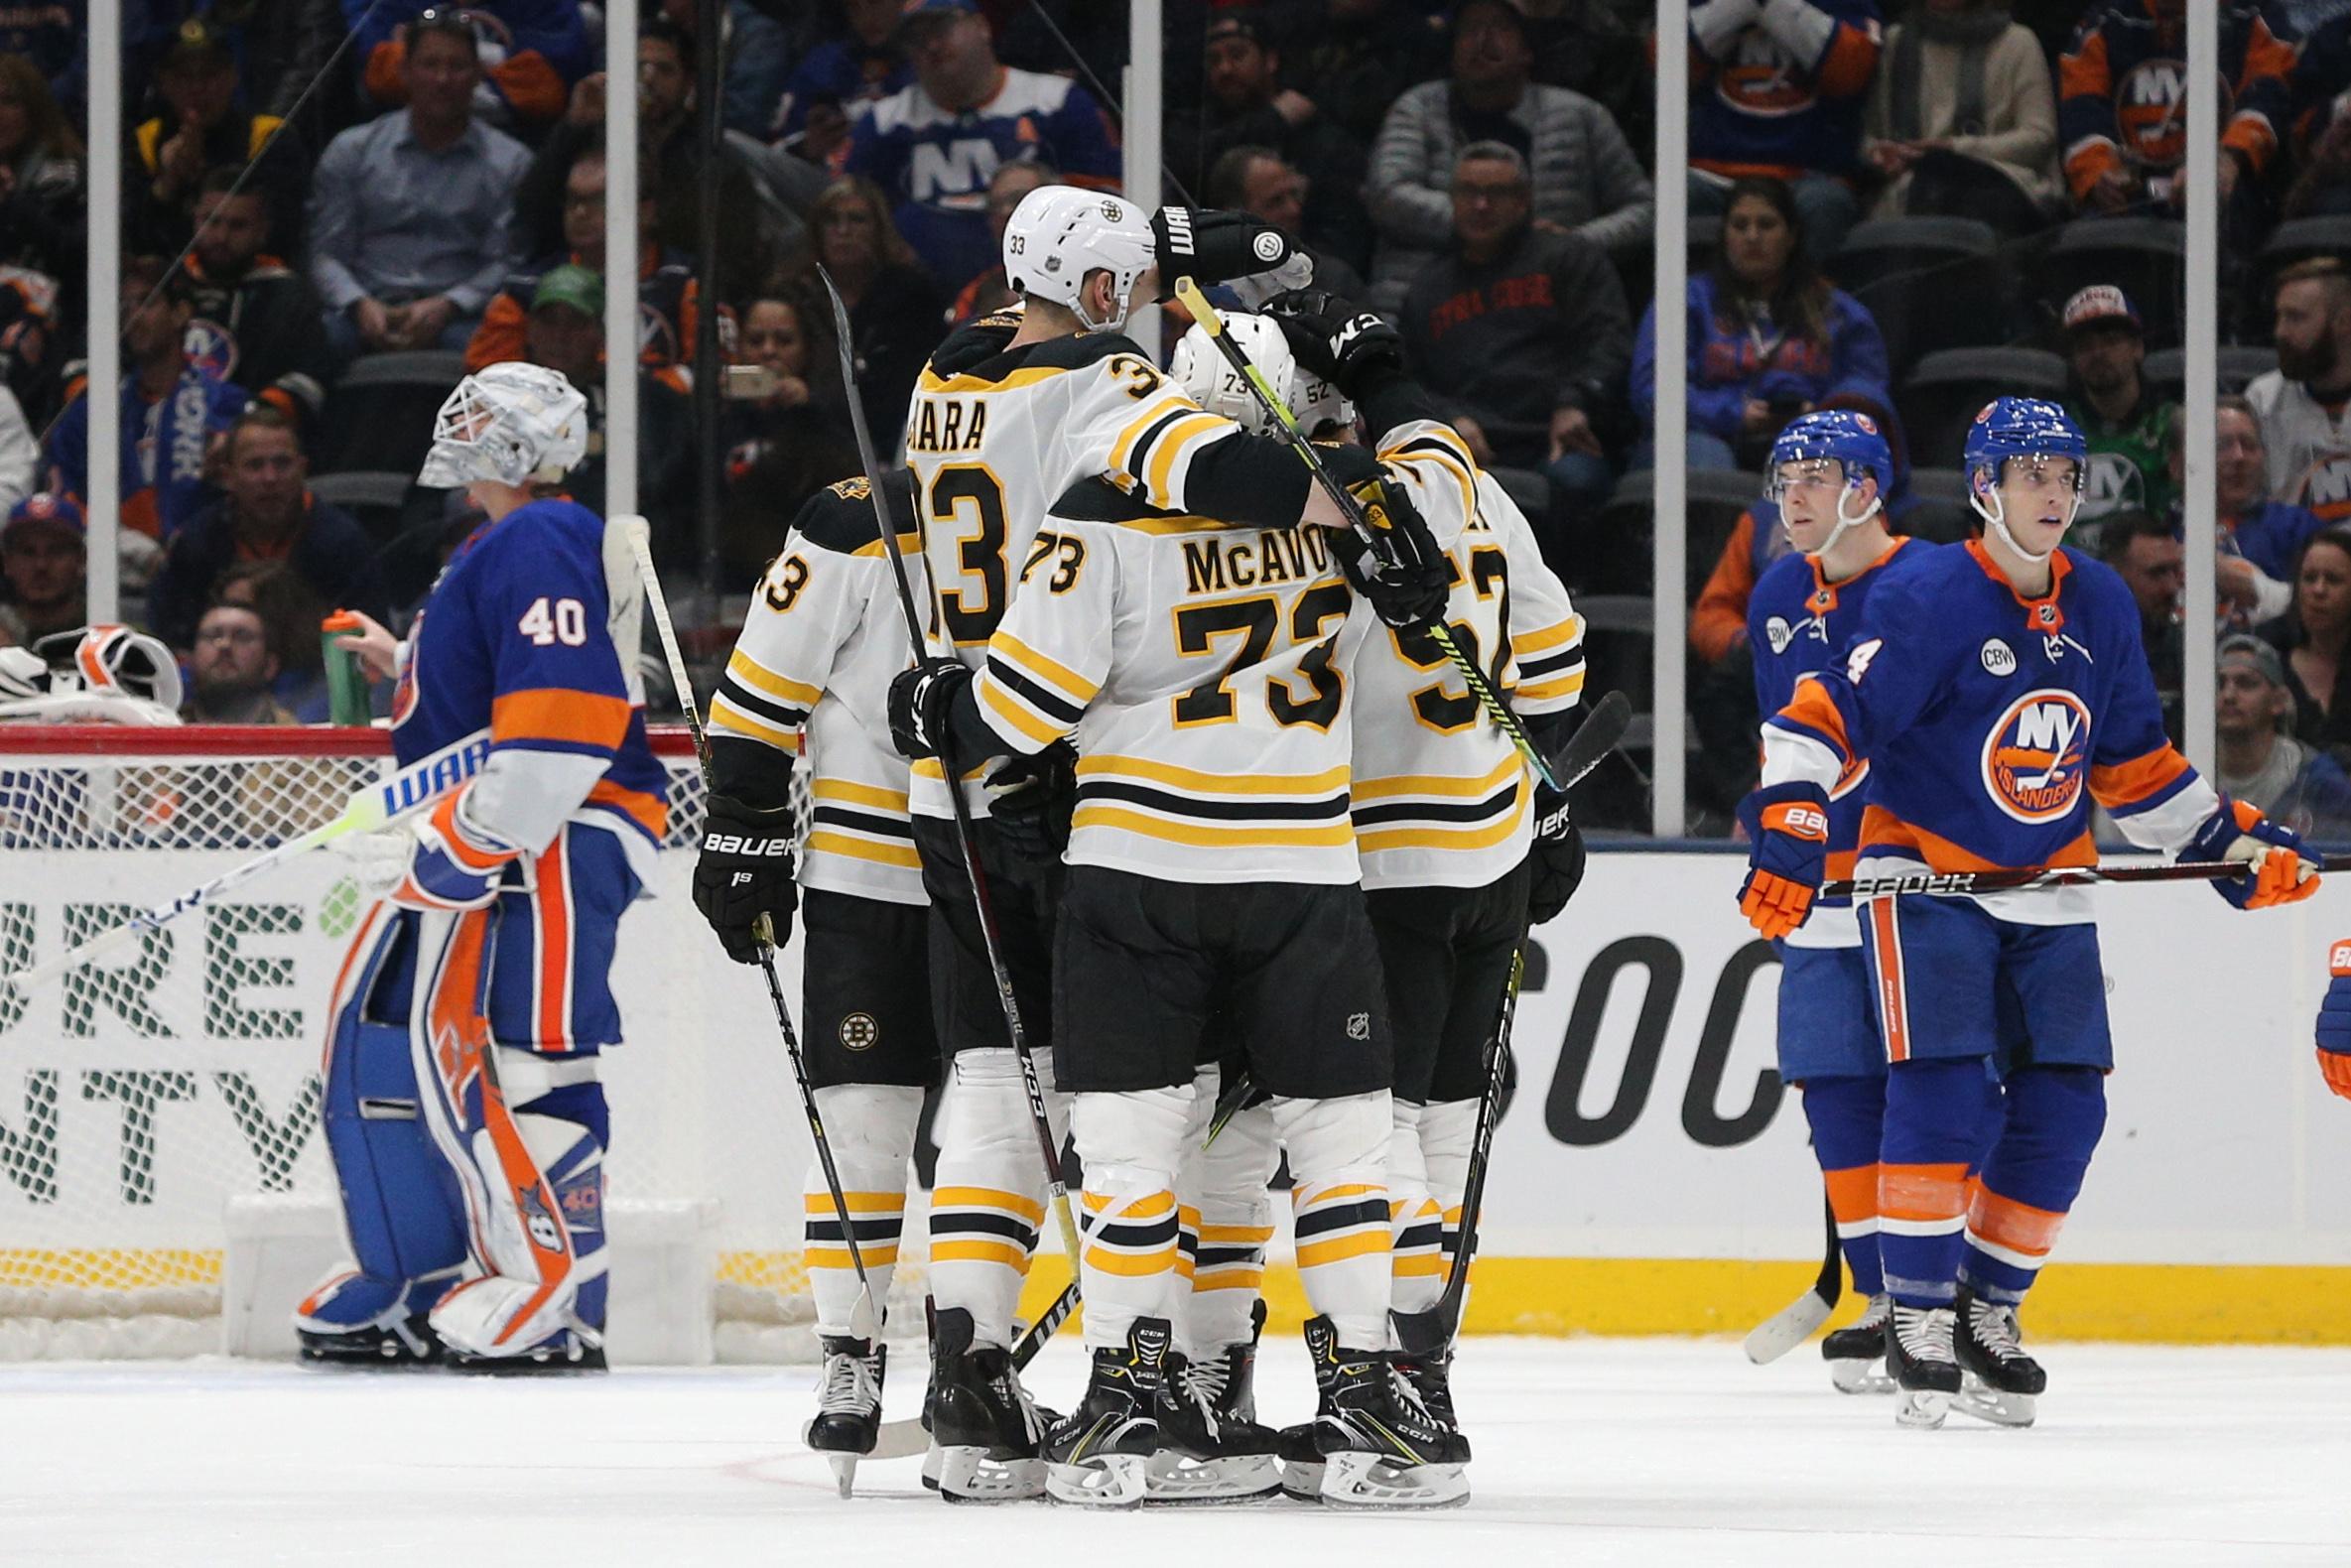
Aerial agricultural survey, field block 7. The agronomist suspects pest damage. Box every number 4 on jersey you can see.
[519,596,588,646]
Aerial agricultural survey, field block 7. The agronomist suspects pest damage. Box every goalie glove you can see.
[338,787,524,912]
[2319,940,2351,1103]
[694,792,799,961]
[1261,288,1405,400]
[2183,796,2321,910]
[1323,458,1450,629]
[1735,781,1830,940]
[1152,205,1307,293]
[886,657,977,761]
[984,741,1078,862]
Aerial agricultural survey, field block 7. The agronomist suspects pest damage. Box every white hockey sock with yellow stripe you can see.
[1386,1099,1446,1315]
[803,1083,923,1337]
[1183,1077,1279,1356]
[1270,1090,1394,1349]
[928,1048,1062,1349]
[1421,1098,1479,1293]
[1072,1083,1193,1351]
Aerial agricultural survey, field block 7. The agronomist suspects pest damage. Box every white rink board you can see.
[5,848,2351,1270]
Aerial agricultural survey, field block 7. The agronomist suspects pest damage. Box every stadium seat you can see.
[2142,345,2279,396]
[1898,348,2069,471]
[1828,216,2004,378]
[307,470,416,542]
[2036,217,2185,350]
[1588,467,1765,599]
[316,350,468,477]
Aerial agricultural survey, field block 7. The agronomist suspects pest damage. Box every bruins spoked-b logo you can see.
[840,1012,880,1052]
[1981,689,2091,824]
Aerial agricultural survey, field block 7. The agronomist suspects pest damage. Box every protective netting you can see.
[0,727,921,1359]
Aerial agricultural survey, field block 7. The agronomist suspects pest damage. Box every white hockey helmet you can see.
[1169,313,1356,439]
[418,361,590,489]
[1001,185,1157,333]
[32,624,185,713]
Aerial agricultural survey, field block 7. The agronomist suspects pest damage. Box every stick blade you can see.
[1742,1287,1836,1365]
[1547,689,1631,791]
[866,1419,930,1460]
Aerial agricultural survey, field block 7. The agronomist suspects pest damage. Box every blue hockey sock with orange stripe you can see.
[1961,1066,2106,1305]
[1801,1075,1887,1298]
[1879,1057,2003,1307]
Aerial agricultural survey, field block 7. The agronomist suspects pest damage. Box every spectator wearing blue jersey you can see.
[772,0,909,159]
[841,0,1120,293]
[1632,177,1892,470]
[350,0,588,134]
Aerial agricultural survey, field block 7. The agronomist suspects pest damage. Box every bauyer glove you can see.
[984,740,1078,862]
[2317,939,2351,1102]
[2183,795,2321,910]
[1152,205,1305,291]
[1325,465,1449,629]
[886,657,976,761]
[1261,287,1405,398]
[1523,777,1586,926]
[1736,781,1831,939]
[694,792,799,962]
[347,787,524,912]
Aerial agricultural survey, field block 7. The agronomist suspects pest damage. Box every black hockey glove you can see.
[984,740,1078,862]
[1524,781,1586,927]
[1152,205,1306,291]
[1326,469,1451,629]
[694,792,799,962]
[1261,288,1405,399]
[886,658,975,761]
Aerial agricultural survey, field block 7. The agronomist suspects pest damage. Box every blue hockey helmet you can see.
[1962,397,2087,488]
[1765,409,1894,500]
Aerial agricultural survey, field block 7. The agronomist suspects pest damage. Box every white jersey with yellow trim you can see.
[968,473,1376,885]
[1350,458,1584,892]
[902,315,1259,820]
[708,473,927,906]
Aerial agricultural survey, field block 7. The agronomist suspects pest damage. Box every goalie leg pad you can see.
[1071,1081,1193,1351]
[929,1047,1063,1349]
[805,1082,924,1335]
[1959,1065,2105,1305]
[1386,1100,1444,1316]
[1184,1078,1277,1357]
[1270,1091,1393,1349]
[302,913,468,1356]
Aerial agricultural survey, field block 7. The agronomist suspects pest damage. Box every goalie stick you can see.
[622,519,909,1490]
[2,725,489,991]
[815,267,1087,1317]
[1743,1195,1843,1365]
[1171,276,1561,792]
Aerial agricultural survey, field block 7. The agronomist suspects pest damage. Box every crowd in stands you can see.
[0,0,2348,838]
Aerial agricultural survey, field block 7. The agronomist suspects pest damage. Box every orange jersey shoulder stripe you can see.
[1776,676,1852,762]
[2089,745,2191,811]
[587,778,668,839]
[491,689,632,751]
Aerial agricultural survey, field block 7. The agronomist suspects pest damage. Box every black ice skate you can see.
[1389,1305,1470,1460]
[1308,1320,1469,1509]
[928,1306,1048,1503]
[1151,1306,1280,1503]
[1954,1288,2045,1428]
[1884,1301,1962,1429]
[1277,1314,1347,1503]
[1044,1318,1168,1508]
[444,1330,606,1374]
[1822,1293,1894,1394]
[805,1336,886,1497]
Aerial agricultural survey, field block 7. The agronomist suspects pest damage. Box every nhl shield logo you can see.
[1981,688,2092,825]
[1345,1012,1371,1041]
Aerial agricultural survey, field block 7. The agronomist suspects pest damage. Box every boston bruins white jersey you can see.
[969,474,1375,885]
[903,317,1253,819]
[1351,461,1584,892]
[709,473,927,906]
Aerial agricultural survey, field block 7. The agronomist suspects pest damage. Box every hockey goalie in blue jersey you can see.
[1744,410,1929,1395]
[296,362,667,1370]
[1739,397,2319,1427]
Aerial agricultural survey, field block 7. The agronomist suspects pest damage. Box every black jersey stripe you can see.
[1351,780,1519,828]
[1516,647,1585,680]
[811,803,916,840]
[1077,778,1352,822]
[716,676,809,731]
[1293,1198,1389,1240]
[1119,406,1195,487]
[985,655,1088,726]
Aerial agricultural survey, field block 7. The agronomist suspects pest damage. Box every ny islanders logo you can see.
[1982,689,2092,824]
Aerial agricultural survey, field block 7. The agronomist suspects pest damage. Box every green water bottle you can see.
[321,610,371,725]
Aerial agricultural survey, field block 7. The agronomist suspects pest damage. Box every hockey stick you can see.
[1429,947,1523,1344]
[1170,276,1561,793]
[1743,1194,1843,1365]
[623,519,909,1482]
[1820,850,2351,901]
[815,266,1087,1273]
[1,725,490,991]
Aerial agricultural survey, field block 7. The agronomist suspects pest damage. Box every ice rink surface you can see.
[7,1337,2349,1567]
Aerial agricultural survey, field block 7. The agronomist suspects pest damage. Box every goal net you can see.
[0,723,924,1360]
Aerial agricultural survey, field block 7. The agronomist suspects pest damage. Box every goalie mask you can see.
[418,362,590,489]
[30,624,185,713]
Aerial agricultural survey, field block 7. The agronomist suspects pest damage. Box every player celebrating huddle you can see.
[1739,398,2319,1428]
[694,468,939,1483]
[892,307,1462,1509]
[1744,410,1930,1394]
[298,363,667,1370]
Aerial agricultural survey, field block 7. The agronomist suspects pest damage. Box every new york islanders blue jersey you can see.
[1764,540,2217,926]
[1748,535,1926,944]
